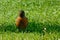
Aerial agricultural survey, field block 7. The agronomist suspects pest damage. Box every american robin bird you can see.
[16,10,28,32]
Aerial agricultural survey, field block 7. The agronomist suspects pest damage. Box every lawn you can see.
[0,32,60,40]
[0,0,60,40]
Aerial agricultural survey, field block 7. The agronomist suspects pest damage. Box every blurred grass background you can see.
[0,0,60,40]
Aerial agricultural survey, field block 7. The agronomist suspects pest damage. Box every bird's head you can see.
[19,10,25,18]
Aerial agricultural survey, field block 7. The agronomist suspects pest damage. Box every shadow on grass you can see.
[0,23,16,32]
[0,21,60,33]
[26,21,60,33]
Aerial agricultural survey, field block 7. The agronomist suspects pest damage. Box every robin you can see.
[16,10,28,32]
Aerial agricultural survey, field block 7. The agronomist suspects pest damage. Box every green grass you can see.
[0,0,60,40]
[0,32,60,40]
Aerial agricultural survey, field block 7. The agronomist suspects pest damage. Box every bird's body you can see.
[16,10,28,31]
[16,16,28,29]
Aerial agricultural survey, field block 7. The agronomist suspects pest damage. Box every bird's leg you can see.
[17,27,22,32]
[22,29,26,33]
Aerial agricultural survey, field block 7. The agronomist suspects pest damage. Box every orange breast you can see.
[16,17,28,29]
[16,17,21,27]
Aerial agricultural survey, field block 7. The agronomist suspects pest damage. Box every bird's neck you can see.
[20,15,25,18]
